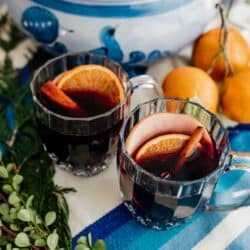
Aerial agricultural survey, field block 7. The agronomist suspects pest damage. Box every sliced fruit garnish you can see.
[56,64,124,107]
[125,113,214,156]
[40,81,87,117]
[135,134,191,163]
[53,71,71,84]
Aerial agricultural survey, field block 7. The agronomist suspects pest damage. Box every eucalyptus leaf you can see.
[75,244,90,250]
[17,209,31,222]
[47,232,59,250]
[0,219,2,226]
[35,238,46,247]
[77,236,87,245]
[10,207,17,214]
[0,228,2,237]
[8,192,20,206]
[0,166,8,178]
[23,226,34,232]
[6,163,13,172]
[35,214,42,225]
[93,240,106,250]
[25,195,34,208]
[87,233,92,247]
[10,223,19,231]
[13,175,23,185]
[9,208,17,220]
[30,233,42,240]
[2,184,13,194]
[0,203,9,216]
[13,182,20,192]
[15,232,30,247]
[2,214,13,223]
[45,211,57,226]
[6,243,12,250]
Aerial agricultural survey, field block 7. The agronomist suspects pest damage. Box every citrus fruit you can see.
[53,71,70,84]
[56,64,124,106]
[135,134,190,163]
[162,66,219,113]
[125,112,213,157]
[192,27,249,81]
[222,68,250,123]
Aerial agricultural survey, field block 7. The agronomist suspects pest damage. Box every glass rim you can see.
[30,51,131,121]
[119,97,230,186]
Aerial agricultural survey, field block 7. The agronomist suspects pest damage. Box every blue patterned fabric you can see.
[73,127,250,249]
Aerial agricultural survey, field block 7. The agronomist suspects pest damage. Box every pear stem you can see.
[207,3,234,80]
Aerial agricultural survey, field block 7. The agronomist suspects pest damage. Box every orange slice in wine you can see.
[53,71,71,84]
[135,134,191,163]
[56,64,125,106]
[125,112,214,156]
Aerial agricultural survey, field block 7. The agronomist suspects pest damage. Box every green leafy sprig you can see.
[0,162,60,249]
[75,234,106,250]
[0,9,73,249]
[0,8,107,249]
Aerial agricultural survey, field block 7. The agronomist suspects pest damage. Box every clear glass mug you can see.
[118,98,250,229]
[30,52,163,176]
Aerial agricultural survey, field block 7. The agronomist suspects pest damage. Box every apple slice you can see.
[39,81,87,117]
[125,112,214,156]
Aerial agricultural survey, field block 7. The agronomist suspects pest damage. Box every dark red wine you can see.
[37,120,122,167]
[64,89,118,116]
[38,87,122,172]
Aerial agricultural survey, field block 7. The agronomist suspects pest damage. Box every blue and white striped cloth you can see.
[71,127,250,250]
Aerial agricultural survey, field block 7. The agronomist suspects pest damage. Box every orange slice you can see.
[125,113,214,156]
[53,71,71,84]
[56,64,124,106]
[135,134,190,163]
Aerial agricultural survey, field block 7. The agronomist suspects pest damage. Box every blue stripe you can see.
[105,214,200,250]
[214,169,246,193]
[72,204,132,247]
[226,226,250,250]
[160,211,229,250]
[30,0,192,18]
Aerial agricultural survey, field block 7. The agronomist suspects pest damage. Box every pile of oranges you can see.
[162,5,250,123]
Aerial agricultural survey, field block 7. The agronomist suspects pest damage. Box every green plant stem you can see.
[1,224,17,238]
[0,191,7,202]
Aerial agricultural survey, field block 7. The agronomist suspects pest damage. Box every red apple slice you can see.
[125,112,214,156]
[40,81,87,117]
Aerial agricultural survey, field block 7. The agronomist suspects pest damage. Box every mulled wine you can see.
[36,63,126,176]
[119,110,221,229]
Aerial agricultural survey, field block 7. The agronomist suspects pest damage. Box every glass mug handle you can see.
[206,151,250,211]
[129,74,164,98]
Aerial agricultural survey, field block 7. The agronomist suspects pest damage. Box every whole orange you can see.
[192,28,249,81]
[222,68,250,123]
[162,66,219,113]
